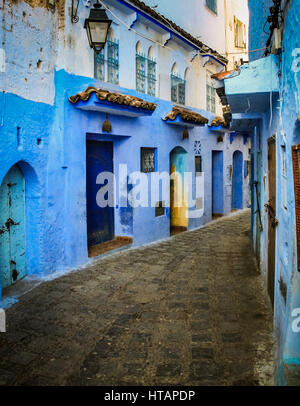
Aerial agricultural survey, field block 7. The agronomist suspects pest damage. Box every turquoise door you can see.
[0,165,26,294]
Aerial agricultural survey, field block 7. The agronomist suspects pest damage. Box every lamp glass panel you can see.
[89,21,109,44]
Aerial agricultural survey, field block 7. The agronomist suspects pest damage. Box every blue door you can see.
[0,165,26,295]
[86,141,114,247]
[212,151,224,216]
[232,151,243,210]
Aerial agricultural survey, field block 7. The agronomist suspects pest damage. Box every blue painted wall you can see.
[248,0,273,61]
[231,0,300,385]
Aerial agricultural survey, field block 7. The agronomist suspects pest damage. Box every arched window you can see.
[94,28,119,85]
[171,63,185,105]
[147,46,156,96]
[136,42,146,93]
[136,43,157,96]
[184,67,191,106]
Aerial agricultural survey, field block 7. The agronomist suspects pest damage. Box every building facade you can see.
[0,0,250,301]
[219,0,300,385]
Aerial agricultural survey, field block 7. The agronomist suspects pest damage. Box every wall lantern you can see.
[84,1,112,54]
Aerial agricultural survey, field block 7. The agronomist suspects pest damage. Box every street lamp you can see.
[84,1,112,54]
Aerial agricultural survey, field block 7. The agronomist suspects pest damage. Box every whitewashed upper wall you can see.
[0,0,229,113]
[1,0,57,105]
[225,0,249,68]
[143,0,226,55]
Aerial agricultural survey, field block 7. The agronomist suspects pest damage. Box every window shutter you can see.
[292,143,300,272]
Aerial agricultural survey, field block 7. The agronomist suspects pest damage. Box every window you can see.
[206,72,216,113]
[234,17,246,48]
[171,63,185,105]
[136,48,157,96]
[195,156,202,175]
[94,37,119,84]
[155,201,165,217]
[147,56,156,97]
[206,0,217,14]
[171,74,185,105]
[141,148,156,173]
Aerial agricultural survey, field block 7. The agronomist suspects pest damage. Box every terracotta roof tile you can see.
[211,69,239,81]
[163,106,209,125]
[209,115,230,128]
[68,86,157,111]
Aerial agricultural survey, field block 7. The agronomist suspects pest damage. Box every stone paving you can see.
[0,210,276,386]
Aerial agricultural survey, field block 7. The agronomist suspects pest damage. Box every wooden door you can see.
[212,151,224,218]
[267,137,276,308]
[0,165,26,293]
[86,141,114,247]
[292,143,300,273]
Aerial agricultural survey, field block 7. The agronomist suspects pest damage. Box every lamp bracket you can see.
[71,0,80,23]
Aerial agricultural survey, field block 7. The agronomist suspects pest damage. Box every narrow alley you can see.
[0,211,275,386]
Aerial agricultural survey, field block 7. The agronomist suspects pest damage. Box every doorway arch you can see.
[232,151,243,210]
[0,161,40,299]
[170,147,189,235]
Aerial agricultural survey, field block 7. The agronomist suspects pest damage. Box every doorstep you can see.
[88,237,133,258]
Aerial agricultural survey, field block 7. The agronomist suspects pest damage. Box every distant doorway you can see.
[212,151,224,219]
[170,147,188,235]
[0,165,26,293]
[86,141,114,252]
[232,151,243,211]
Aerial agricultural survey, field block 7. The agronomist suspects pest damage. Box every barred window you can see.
[171,74,186,105]
[141,148,156,173]
[136,52,146,94]
[94,38,119,85]
[206,0,217,14]
[136,48,157,96]
[147,57,156,97]
[107,39,119,84]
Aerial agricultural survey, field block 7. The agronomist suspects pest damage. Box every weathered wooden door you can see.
[292,143,300,273]
[0,165,26,292]
[170,147,189,235]
[256,152,262,261]
[267,137,276,308]
[86,141,114,247]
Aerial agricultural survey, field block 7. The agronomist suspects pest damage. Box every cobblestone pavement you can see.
[0,211,276,386]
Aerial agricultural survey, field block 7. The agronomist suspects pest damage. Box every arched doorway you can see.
[232,151,243,210]
[0,165,26,293]
[170,147,189,235]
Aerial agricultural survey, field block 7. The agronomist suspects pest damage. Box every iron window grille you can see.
[136,52,157,96]
[94,38,119,85]
[141,148,156,173]
[206,0,217,14]
[147,56,157,97]
[171,74,186,105]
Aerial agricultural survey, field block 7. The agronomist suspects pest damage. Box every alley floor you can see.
[0,211,276,386]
